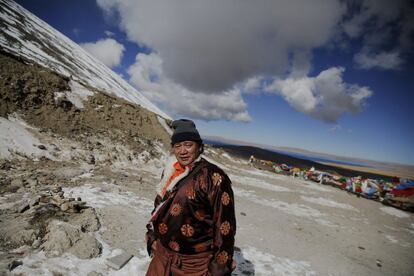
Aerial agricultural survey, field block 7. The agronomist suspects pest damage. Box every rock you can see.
[52,195,64,204]
[69,234,102,259]
[52,186,62,193]
[88,155,95,165]
[32,238,41,248]
[39,196,50,204]
[34,203,60,215]
[70,201,86,210]
[29,196,40,207]
[60,202,70,212]
[43,220,102,259]
[11,179,24,188]
[37,144,47,150]
[68,208,100,232]
[8,260,23,271]
[88,272,103,276]
[376,259,382,267]
[106,252,133,270]
[240,212,247,216]
[15,229,37,246]
[26,178,38,188]
[0,161,13,170]
[18,203,30,213]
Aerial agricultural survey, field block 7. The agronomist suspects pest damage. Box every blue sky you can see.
[15,0,414,165]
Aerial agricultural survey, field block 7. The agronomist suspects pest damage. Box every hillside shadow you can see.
[233,246,255,275]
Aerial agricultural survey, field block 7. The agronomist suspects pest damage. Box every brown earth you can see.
[0,51,171,150]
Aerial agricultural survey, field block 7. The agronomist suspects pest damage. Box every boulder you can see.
[10,179,24,188]
[42,220,101,259]
[29,196,41,207]
[68,208,100,232]
[26,178,38,188]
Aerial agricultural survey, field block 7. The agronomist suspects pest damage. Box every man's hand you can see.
[231,260,237,271]
[151,240,158,252]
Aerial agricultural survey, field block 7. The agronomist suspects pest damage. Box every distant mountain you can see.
[0,0,170,119]
[216,144,398,181]
[205,136,414,179]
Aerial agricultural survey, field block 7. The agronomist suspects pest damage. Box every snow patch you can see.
[55,81,94,109]
[221,152,233,160]
[300,196,357,210]
[234,187,334,226]
[385,235,398,244]
[0,117,47,158]
[12,237,151,276]
[157,116,172,135]
[63,184,153,215]
[231,174,291,192]
[234,246,316,276]
[380,207,410,218]
[298,180,332,192]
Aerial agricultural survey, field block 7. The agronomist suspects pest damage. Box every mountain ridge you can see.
[0,0,170,120]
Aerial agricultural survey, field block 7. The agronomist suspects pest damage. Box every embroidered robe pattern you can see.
[146,158,236,275]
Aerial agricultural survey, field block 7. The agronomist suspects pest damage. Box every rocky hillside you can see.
[0,1,174,274]
[0,0,169,119]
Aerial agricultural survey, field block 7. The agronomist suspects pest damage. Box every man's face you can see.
[173,140,200,167]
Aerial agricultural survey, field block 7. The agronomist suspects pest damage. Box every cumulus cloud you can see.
[104,30,115,37]
[329,125,342,132]
[80,38,125,68]
[354,51,402,70]
[94,0,386,123]
[128,53,251,122]
[342,0,413,70]
[97,0,345,93]
[265,67,373,123]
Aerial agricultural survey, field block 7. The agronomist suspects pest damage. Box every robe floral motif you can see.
[146,157,236,275]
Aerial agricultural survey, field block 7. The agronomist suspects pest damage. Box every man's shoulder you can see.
[200,157,228,176]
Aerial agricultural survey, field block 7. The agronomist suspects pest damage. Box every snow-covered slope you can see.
[0,0,170,119]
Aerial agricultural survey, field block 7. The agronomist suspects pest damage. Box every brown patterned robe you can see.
[146,157,236,275]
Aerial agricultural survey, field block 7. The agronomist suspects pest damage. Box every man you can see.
[146,119,236,276]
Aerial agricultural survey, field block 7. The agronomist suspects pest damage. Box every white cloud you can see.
[94,0,388,123]
[341,0,411,70]
[240,76,263,94]
[80,38,125,68]
[354,51,402,70]
[329,125,342,132]
[104,30,115,37]
[128,53,251,122]
[342,0,403,38]
[265,67,373,123]
[97,0,345,92]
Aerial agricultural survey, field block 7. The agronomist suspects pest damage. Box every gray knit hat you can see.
[171,119,202,145]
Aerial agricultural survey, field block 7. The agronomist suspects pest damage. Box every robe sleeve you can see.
[208,172,236,276]
[145,194,162,256]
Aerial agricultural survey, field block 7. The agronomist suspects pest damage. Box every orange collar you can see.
[161,162,193,197]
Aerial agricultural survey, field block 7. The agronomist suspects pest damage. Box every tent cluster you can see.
[248,155,414,212]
